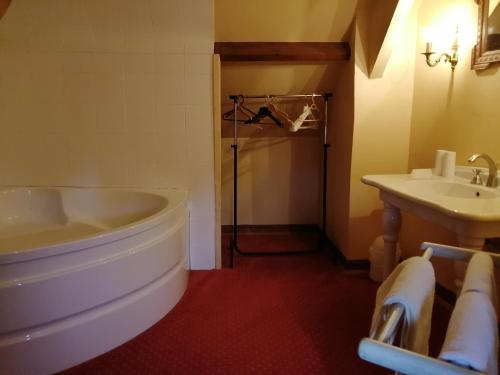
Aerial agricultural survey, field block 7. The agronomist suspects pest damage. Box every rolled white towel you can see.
[433,149,447,176]
[461,252,497,309]
[439,291,498,375]
[370,256,435,354]
[442,151,456,178]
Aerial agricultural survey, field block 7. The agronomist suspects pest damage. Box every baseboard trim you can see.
[220,228,369,270]
[322,235,370,270]
[221,224,321,233]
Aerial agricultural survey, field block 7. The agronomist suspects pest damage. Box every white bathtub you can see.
[0,187,189,375]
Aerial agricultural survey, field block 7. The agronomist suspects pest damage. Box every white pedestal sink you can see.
[362,169,500,282]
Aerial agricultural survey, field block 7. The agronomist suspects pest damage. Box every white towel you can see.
[370,256,435,354]
[461,252,497,309]
[439,291,498,375]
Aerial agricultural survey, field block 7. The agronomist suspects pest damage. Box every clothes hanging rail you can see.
[229,93,328,100]
[228,93,333,268]
[358,241,500,375]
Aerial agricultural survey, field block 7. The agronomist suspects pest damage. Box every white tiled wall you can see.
[0,0,215,269]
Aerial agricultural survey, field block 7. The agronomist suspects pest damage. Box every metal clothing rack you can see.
[228,93,333,268]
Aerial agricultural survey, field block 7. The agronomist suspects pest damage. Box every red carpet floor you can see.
[62,236,452,375]
[225,230,321,254]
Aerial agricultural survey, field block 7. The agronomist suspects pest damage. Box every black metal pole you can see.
[322,144,330,247]
[230,142,237,268]
[321,94,331,248]
[229,97,238,268]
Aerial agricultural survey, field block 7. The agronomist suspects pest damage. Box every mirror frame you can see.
[472,0,500,69]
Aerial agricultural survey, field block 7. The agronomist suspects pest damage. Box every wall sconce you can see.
[421,26,459,71]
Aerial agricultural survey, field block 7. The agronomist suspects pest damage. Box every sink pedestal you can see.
[378,190,494,289]
[382,202,402,280]
[363,173,500,289]
[381,200,487,288]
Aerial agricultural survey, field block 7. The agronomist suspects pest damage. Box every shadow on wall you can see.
[239,136,319,225]
[287,133,322,224]
[399,212,458,291]
[221,137,290,224]
[348,209,384,259]
[476,65,499,76]
[445,72,455,112]
[295,0,357,42]
[399,212,457,257]
[0,0,11,19]
[283,63,348,227]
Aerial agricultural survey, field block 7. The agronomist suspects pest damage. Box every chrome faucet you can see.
[468,153,498,188]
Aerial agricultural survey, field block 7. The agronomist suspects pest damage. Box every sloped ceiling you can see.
[216,0,357,120]
[215,0,356,42]
[0,0,11,19]
[357,0,417,78]
[215,0,414,104]
[491,0,500,17]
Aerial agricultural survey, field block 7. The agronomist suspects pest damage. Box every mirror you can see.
[472,0,500,69]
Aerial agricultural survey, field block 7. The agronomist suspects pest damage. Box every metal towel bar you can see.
[358,242,500,375]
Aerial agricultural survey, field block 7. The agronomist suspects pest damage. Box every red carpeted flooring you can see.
[225,230,321,254]
[62,234,452,375]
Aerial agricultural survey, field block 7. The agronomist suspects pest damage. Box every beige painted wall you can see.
[221,136,322,225]
[348,2,418,260]
[326,0,500,293]
[403,0,500,291]
[328,0,419,260]
[0,0,216,269]
[327,34,355,255]
[216,0,356,226]
[409,0,500,169]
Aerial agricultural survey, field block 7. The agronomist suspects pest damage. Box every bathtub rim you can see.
[0,186,187,266]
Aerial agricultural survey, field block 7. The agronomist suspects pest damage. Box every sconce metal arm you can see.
[421,50,458,71]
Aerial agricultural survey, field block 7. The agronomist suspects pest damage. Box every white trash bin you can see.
[369,235,401,282]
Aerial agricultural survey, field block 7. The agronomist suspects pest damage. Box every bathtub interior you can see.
[0,188,168,254]
[0,187,188,375]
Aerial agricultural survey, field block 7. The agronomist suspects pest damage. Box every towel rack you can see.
[358,242,500,375]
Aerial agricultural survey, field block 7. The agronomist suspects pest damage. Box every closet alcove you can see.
[214,42,350,268]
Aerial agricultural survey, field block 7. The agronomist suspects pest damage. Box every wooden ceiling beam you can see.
[214,42,351,62]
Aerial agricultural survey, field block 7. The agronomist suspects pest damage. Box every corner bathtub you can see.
[0,187,189,375]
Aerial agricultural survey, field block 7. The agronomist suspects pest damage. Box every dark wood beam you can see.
[214,42,350,62]
[0,0,11,20]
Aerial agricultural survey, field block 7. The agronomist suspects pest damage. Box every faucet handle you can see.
[471,168,483,185]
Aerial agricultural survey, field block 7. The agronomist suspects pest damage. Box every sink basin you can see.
[362,171,500,282]
[362,174,500,221]
[406,180,500,200]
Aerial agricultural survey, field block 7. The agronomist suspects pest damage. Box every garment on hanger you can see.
[223,96,283,127]
[268,97,320,132]
[289,103,320,132]
[244,106,283,127]
[268,101,293,127]
[222,96,257,124]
